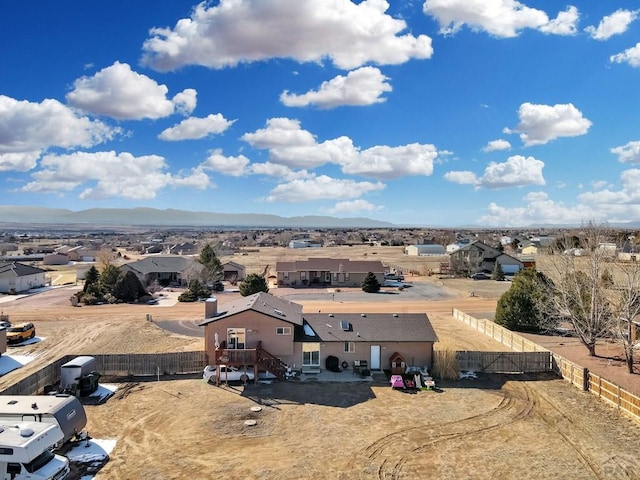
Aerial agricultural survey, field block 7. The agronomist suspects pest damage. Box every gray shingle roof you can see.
[122,255,191,274]
[199,292,304,326]
[0,261,47,278]
[275,258,385,273]
[303,313,438,343]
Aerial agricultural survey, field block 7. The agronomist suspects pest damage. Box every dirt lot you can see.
[1,248,640,479]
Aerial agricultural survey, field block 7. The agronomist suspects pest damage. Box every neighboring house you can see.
[198,292,437,379]
[120,255,193,286]
[55,245,93,262]
[0,261,46,293]
[167,242,198,255]
[405,244,446,256]
[519,241,538,255]
[275,258,385,287]
[222,261,246,282]
[43,252,69,266]
[449,241,523,275]
[446,238,471,253]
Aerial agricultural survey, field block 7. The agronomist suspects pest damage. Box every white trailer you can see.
[0,421,70,480]
[0,395,87,447]
[60,356,99,396]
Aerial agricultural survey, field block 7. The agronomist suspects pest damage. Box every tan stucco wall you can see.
[292,341,433,371]
[203,311,296,364]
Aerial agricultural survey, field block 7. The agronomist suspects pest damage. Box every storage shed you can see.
[405,244,446,256]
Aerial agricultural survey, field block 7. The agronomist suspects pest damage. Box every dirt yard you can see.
[1,248,640,479]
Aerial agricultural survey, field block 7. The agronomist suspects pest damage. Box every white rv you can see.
[0,422,69,480]
[0,395,87,447]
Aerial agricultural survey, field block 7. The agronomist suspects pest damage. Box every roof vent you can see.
[274,309,284,316]
[393,313,399,317]
[19,428,34,438]
[328,313,334,317]
[361,313,366,317]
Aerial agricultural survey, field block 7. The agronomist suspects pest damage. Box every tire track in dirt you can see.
[350,383,535,479]
[520,382,606,480]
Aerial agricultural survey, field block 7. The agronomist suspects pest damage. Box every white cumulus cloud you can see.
[506,102,592,146]
[172,89,198,115]
[326,199,383,214]
[611,141,640,164]
[611,42,640,67]
[159,114,235,141]
[477,155,545,188]
[423,0,578,38]
[265,175,385,202]
[482,139,511,152]
[280,67,392,109]
[242,117,438,179]
[20,150,210,200]
[142,0,433,71]
[66,62,194,120]
[343,143,437,179]
[445,155,545,189]
[201,149,250,177]
[0,95,118,171]
[585,9,638,40]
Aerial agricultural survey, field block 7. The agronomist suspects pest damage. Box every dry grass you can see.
[432,344,460,381]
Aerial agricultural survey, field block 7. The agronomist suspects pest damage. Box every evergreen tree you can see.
[83,265,100,293]
[198,243,224,285]
[99,264,122,294]
[361,272,381,293]
[492,262,505,281]
[113,271,146,302]
[495,269,554,332]
[239,273,269,297]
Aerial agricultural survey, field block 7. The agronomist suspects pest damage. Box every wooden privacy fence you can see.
[0,351,206,396]
[456,351,551,373]
[452,308,640,422]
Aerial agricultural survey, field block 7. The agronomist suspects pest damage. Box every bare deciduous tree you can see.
[542,224,615,357]
[608,260,640,373]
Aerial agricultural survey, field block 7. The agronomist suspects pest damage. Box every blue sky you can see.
[2,1,640,227]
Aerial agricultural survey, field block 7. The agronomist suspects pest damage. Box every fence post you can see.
[583,368,589,391]
[617,385,621,409]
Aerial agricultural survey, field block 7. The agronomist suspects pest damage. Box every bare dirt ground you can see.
[1,248,640,479]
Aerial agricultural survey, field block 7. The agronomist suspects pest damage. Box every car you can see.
[203,365,254,383]
[384,273,405,281]
[471,272,490,280]
[6,322,35,344]
[0,320,11,329]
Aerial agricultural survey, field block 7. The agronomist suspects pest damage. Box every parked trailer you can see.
[60,356,100,396]
[0,421,70,480]
[0,395,87,447]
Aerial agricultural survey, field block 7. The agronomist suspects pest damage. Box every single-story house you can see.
[199,292,437,379]
[405,244,446,256]
[0,261,47,293]
[449,241,523,275]
[222,261,246,282]
[55,245,95,262]
[167,242,199,255]
[120,255,194,286]
[43,252,69,266]
[275,258,385,287]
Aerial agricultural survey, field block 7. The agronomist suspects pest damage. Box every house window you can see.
[276,326,291,335]
[344,341,355,353]
[301,271,306,280]
[344,273,350,281]
[302,342,320,367]
[284,272,289,279]
[227,328,246,349]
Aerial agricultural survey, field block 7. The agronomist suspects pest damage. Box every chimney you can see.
[205,296,218,318]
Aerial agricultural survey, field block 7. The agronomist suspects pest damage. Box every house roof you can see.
[122,255,191,274]
[223,261,246,270]
[275,258,385,273]
[199,291,304,327]
[0,261,47,278]
[302,313,438,343]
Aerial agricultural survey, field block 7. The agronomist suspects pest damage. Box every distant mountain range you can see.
[0,206,397,229]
